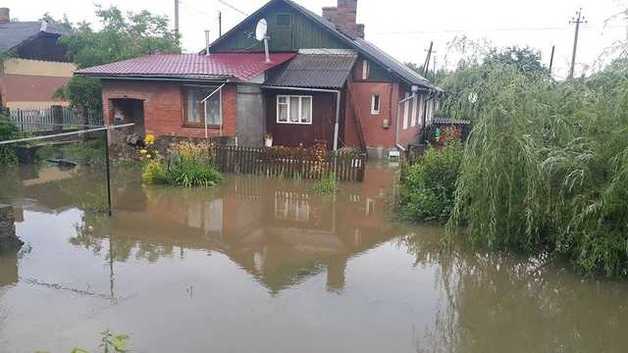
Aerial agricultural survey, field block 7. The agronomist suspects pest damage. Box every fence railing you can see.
[213,145,367,182]
[7,106,103,133]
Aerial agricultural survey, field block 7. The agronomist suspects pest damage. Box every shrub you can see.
[400,142,463,223]
[0,117,18,166]
[141,138,222,188]
[312,172,337,194]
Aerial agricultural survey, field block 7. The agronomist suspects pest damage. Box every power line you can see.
[217,0,248,16]
[371,24,622,36]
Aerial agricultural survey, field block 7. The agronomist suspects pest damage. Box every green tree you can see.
[57,5,180,115]
[485,46,549,77]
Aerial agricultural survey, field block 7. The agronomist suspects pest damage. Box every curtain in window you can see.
[278,96,288,122]
[186,87,222,125]
[300,97,312,123]
[289,97,299,123]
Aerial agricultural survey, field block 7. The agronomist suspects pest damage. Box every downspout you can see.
[420,91,436,143]
[395,92,417,151]
[261,85,342,151]
[201,82,227,139]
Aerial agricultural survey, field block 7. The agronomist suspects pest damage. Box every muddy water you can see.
[1,164,628,353]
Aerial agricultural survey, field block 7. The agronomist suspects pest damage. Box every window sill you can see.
[183,123,222,129]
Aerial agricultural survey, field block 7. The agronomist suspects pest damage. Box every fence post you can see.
[52,105,63,132]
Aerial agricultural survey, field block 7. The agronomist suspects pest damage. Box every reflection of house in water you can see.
[3,163,400,294]
[106,165,399,293]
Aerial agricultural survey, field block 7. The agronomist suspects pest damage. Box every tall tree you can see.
[57,6,180,115]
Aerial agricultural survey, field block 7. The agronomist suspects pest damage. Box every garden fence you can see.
[7,106,103,133]
[213,145,367,182]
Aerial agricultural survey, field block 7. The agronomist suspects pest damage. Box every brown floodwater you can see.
[1,163,628,353]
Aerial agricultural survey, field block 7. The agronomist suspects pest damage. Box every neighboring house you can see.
[0,8,75,109]
[77,0,440,155]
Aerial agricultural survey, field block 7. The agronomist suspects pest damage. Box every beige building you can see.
[0,8,75,109]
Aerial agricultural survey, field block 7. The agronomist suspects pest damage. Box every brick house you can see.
[0,8,76,109]
[77,0,440,155]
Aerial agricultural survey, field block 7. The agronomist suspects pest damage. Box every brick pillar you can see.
[0,204,23,251]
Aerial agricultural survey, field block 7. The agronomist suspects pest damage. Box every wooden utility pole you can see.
[218,11,222,37]
[174,0,180,37]
[568,8,586,79]
[549,45,556,75]
[423,41,434,76]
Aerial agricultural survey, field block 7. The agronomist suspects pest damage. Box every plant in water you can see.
[37,330,129,353]
[0,116,19,166]
[400,142,463,223]
[141,138,222,188]
[312,172,337,194]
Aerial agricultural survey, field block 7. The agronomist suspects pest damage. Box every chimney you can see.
[0,8,10,24]
[322,0,364,39]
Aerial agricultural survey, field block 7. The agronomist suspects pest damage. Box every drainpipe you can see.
[395,90,417,151]
[420,91,437,143]
[201,83,226,139]
[261,85,342,151]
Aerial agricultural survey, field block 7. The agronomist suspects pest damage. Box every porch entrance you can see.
[110,98,145,136]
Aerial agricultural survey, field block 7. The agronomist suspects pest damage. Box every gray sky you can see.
[4,0,627,79]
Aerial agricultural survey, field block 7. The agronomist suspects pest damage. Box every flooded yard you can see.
[1,164,628,353]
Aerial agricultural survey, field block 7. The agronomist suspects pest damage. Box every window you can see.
[276,95,312,124]
[371,94,380,115]
[277,14,291,26]
[402,92,410,130]
[362,59,370,80]
[185,87,221,126]
[410,94,418,127]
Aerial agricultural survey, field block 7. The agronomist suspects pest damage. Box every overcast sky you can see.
[4,0,627,79]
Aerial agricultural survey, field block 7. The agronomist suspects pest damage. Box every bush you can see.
[0,117,18,166]
[141,138,222,188]
[400,143,463,223]
[311,172,337,194]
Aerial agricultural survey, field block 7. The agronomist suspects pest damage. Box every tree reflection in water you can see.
[401,231,628,353]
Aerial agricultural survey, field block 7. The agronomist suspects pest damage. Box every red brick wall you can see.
[101,80,237,138]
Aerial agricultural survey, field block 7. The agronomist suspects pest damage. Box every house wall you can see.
[265,89,337,148]
[0,58,75,108]
[211,1,350,53]
[101,80,237,139]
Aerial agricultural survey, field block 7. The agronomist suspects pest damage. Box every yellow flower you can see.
[144,134,156,145]
[140,149,148,154]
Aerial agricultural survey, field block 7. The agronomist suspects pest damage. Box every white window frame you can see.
[276,95,313,125]
[410,94,418,127]
[402,92,410,130]
[362,59,370,80]
[370,94,380,115]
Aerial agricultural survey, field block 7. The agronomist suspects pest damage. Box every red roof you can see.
[76,53,297,81]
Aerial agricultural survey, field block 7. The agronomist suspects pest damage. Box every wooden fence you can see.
[7,106,103,133]
[213,145,367,182]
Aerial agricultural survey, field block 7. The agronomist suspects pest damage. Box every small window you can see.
[362,60,370,80]
[371,95,380,115]
[276,95,312,125]
[277,14,291,26]
[185,87,222,126]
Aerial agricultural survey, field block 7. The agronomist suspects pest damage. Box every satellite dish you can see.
[255,18,268,41]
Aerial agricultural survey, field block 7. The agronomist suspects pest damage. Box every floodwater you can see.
[1,164,628,353]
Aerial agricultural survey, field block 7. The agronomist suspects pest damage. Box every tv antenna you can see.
[256,18,271,63]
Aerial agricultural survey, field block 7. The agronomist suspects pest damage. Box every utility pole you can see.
[422,41,433,76]
[549,45,555,75]
[218,11,222,37]
[174,0,180,37]
[568,8,586,79]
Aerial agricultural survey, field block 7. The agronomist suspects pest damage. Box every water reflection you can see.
[1,165,628,353]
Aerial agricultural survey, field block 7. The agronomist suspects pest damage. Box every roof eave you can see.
[75,73,232,83]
